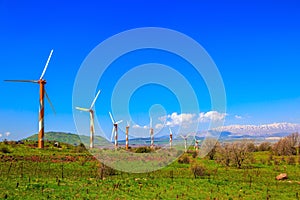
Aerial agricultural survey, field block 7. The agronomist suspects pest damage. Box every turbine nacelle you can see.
[109,112,123,143]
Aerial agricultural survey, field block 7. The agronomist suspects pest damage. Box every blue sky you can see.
[0,0,300,140]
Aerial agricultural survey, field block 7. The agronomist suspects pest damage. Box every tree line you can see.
[201,132,300,168]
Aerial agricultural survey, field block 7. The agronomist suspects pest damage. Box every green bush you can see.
[72,143,88,153]
[0,146,11,153]
[135,147,151,153]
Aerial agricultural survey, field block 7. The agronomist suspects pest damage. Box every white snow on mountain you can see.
[212,122,300,136]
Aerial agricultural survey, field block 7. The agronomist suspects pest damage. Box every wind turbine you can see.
[75,90,101,149]
[168,127,173,149]
[109,112,123,150]
[5,50,55,148]
[149,117,154,149]
[194,137,199,152]
[180,134,191,152]
[125,121,130,150]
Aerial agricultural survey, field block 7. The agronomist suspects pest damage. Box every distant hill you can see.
[25,132,107,146]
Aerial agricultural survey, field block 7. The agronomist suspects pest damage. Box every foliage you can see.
[287,156,296,165]
[25,132,106,146]
[287,132,300,147]
[192,151,197,158]
[0,146,11,153]
[134,147,152,153]
[72,143,88,153]
[216,140,254,168]
[191,164,208,178]
[272,133,298,156]
[177,154,190,164]
[247,142,257,152]
[200,138,219,160]
[258,142,272,151]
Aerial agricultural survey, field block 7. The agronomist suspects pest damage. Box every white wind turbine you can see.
[194,136,199,151]
[75,90,101,149]
[180,134,191,152]
[168,127,173,149]
[125,121,130,150]
[149,117,154,149]
[109,112,123,150]
[5,50,55,149]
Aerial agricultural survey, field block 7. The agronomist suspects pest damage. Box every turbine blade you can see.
[45,90,56,114]
[127,121,130,127]
[169,127,173,135]
[4,80,38,83]
[150,117,153,128]
[40,49,53,80]
[75,107,90,112]
[109,112,115,124]
[115,120,123,124]
[180,135,184,139]
[111,127,115,142]
[90,90,101,109]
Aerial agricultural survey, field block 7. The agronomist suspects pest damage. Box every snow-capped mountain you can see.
[212,122,300,136]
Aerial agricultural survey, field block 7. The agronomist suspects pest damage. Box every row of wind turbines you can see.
[76,97,199,152]
[5,50,200,151]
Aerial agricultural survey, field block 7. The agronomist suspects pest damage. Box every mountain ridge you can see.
[210,122,300,137]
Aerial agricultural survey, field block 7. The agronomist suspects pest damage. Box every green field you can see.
[0,141,300,200]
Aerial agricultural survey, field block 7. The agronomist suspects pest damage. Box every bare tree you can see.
[287,132,300,147]
[216,143,231,167]
[216,140,254,168]
[200,138,219,160]
[273,133,299,156]
[230,141,254,168]
[258,142,272,151]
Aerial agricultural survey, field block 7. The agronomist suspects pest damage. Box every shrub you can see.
[287,156,296,165]
[99,163,117,178]
[260,159,266,165]
[178,155,190,164]
[192,151,198,158]
[135,147,151,153]
[72,143,88,153]
[191,164,209,178]
[201,138,219,160]
[0,146,11,153]
[247,142,257,152]
[258,142,272,151]
[78,156,87,166]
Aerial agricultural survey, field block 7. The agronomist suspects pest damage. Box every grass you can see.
[0,141,300,199]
